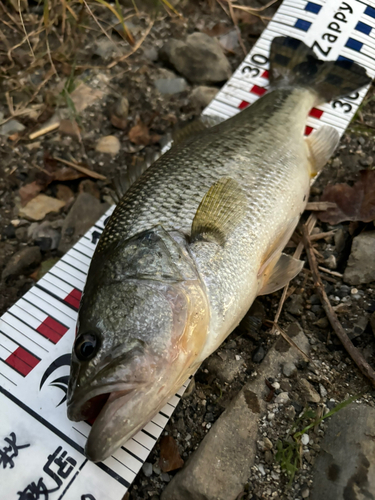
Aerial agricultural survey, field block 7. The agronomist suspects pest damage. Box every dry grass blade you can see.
[29,122,60,140]
[107,18,154,69]
[18,0,35,59]
[53,157,107,180]
[302,225,375,388]
[318,266,343,278]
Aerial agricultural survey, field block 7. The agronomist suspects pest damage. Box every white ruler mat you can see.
[1,0,375,498]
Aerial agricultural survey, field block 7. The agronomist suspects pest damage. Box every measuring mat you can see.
[1,0,375,498]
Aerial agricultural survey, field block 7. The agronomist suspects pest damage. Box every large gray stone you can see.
[311,405,375,500]
[344,231,375,285]
[159,33,231,85]
[58,193,109,253]
[162,325,309,500]
[2,246,41,280]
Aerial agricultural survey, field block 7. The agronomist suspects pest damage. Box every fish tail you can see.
[269,36,371,102]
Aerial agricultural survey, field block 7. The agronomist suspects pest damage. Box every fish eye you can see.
[74,332,99,361]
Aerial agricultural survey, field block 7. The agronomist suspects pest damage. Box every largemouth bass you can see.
[67,36,370,462]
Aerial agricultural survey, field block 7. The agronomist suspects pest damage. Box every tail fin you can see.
[269,36,371,102]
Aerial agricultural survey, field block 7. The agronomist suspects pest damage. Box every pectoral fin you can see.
[258,253,304,295]
[306,125,339,176]
[191,177,247,246]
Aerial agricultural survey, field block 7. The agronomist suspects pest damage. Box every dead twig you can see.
[53,156,107,180]
[302,225,375,388]
[305,201,337,211]
[318,266,343,278]
[310,230,336,241]
[271,213,317,334]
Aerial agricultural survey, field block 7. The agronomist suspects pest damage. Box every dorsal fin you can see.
[191,177,247,246]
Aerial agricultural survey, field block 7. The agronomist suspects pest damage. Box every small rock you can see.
[155,77,188,95]
[311,405,375,500]
[95,135,120,155]
[264,437,273,450]
[286,294,304,316]
[56,184,74,203]
[19,194,65,221]
[143,46,158,61]
[298,379,320,403]
[142,462,153,477]
[324,254,337,270]
[319,383,327,398]
[28,220,61,251]
[110,96,129,129]
[191,86,219,108]
[159,436,184,473]
[264,450,273,465]
[283,361,297,378]
[161,472,171,482]
[2,246,41,280]
[344,231,375,285]
[257,464,266,476]
[0,119,25,136]
[301,434,309,446]
[159,32,231,85]
[58,193,109,253]
[275,392,289,404]
[206,354,244,383]
[252,346,266,363]
[302,487,310,499]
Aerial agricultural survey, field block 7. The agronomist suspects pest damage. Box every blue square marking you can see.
[294,19,312,31]
[305,2,321,14]
[345,38,363,52]
[355,21,372,35]
[365,5,375,19]
[337,55,353,63]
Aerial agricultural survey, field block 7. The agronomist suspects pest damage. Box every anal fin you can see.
[258,253,304,295]
[306,125,339,176]
[191,177,247,246]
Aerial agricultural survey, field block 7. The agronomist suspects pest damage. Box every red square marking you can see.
[64,288,82,310]
[6,347,40,377]
[305,126,314,136]
[37,316,68,343]
[239,100,250,110]
[261,70,269,79]
[250,85,267,97]
[309,108,324,119]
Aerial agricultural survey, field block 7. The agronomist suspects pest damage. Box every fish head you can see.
[67,226,209,462]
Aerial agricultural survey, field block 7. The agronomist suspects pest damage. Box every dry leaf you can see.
[19,181,44,206]
[110,114,128,130]
[59,119,81,137]
[128,121,151,146]
[159,436,184,473]
[318,170,375,224]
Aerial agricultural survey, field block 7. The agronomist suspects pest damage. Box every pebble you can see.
[301,434,309,446]
[283,361,297,378]
[142,462,153,477]
[159,32,231,85]
[264,437,273,450]
[155,77,188,95]
[344,231,375,285]
[286,294,304,316]
[0,119,25,136]
[190,86,219,108]
[257,464,266,476]
[301,487,310,499]
[275,392,289,404]
[252,346,266,363]
[319,384,327,398]
[96,135,120,155]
